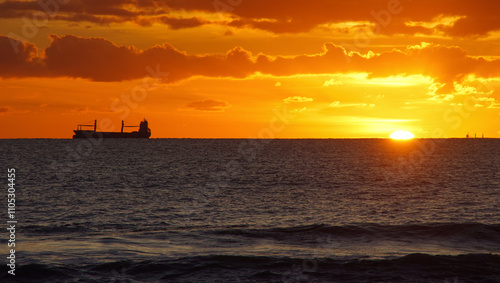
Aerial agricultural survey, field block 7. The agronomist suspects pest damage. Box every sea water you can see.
[1,139,499,282]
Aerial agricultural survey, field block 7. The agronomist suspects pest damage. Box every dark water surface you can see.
[1,139,499,282]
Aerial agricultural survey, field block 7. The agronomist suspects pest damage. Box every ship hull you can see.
[73,130,151,139]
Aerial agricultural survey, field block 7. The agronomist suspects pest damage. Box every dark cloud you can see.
[185,99,231,112]
[42,34,254,82]
[44,34,142,81]
[0,35,42,77]
[156,16,205,29]
[0,0,194,27]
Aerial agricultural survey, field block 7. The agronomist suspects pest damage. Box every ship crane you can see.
[76,120,97,131]
[121,120,140,133]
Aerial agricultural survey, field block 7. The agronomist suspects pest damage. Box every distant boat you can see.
[73,119,151,139]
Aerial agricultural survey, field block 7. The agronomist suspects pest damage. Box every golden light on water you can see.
[390,131,415,140]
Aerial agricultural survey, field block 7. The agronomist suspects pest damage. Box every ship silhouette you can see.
[73,119,151,139]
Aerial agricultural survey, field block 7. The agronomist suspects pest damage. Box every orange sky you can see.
[1,0,499,138]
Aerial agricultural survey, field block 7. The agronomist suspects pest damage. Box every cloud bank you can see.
[1,34,499,94]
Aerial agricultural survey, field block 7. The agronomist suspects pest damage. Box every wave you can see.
[213,223,500,244]
[21,222,500,239]
[2,253,499,282]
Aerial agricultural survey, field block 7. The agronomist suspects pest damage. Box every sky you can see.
[1,0,500,138]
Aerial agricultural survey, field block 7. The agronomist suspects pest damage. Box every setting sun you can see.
[390,130,415,140]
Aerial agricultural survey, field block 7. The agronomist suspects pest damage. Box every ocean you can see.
[1,139,499,282]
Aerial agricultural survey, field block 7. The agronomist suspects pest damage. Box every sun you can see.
[390,130,415,140]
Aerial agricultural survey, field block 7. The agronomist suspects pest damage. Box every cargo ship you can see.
[73,119,151,139]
